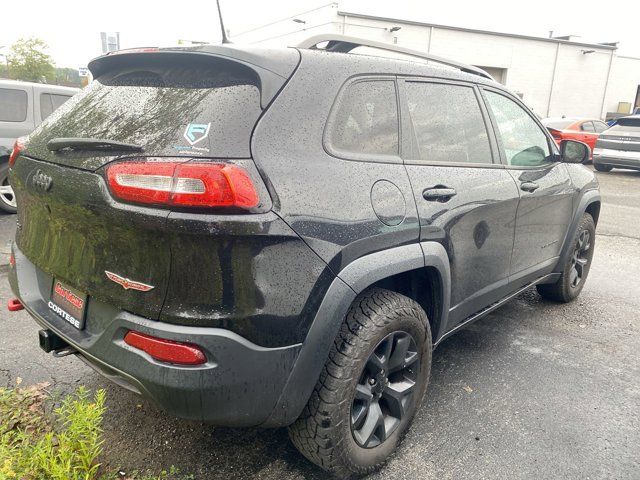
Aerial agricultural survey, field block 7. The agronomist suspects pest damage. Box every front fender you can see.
[261,241,451,427]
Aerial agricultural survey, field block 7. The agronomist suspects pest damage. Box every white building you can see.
[232,3,640,120]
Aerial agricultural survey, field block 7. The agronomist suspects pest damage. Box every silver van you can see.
[0,80,79,212]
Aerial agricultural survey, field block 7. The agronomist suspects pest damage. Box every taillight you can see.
[124,331,207,365]
[106,160,259,209]
[8,137,26,167]
[9,253,15,267]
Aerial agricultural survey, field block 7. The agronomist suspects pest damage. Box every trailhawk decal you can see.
[105,271,155,292]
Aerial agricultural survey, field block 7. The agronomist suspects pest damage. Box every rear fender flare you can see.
[261,241,451,427]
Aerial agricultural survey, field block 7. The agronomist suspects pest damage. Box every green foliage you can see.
[0,385,105,479]
[55,67,82,87]
[0,384,191,480]
[7,37,55,83]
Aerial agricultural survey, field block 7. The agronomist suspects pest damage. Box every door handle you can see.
[520,182,539,193]
[423,186,457,201]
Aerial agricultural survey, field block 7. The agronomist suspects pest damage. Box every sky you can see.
[1,0,638,69]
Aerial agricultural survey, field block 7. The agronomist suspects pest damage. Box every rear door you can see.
[399,79,520,327]
[579,121,598,152]
[481,88,577,282]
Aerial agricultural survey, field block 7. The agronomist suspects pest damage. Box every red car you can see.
[542,118,610,158]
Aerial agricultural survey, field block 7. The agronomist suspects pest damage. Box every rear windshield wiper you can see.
[47,137,144,153]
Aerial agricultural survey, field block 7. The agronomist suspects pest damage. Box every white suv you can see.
[0,79,79,212]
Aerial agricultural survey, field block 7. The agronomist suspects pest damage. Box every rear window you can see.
[27,56,262,158]
[617,117,640,127]
[0,88,28,122]
[542,119,574,130]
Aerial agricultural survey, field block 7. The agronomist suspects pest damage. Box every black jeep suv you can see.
[7,35,599,477]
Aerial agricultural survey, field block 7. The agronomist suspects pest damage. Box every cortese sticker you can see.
[48,301,81,329]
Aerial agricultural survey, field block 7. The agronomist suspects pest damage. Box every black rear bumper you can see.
[8,244,302,427]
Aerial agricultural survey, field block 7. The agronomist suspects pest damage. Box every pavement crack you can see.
[597,233,640,241]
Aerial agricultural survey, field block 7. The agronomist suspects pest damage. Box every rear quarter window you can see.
[326,80,399,158]
[0,88,28,122]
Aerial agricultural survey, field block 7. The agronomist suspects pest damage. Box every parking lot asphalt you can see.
[1,167,639,479]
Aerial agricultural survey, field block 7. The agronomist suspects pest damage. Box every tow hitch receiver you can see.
[7,298,24,311]
[39,329,69,353]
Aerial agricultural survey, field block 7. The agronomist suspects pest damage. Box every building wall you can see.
[604,56,640,115]
[233,5,640,120]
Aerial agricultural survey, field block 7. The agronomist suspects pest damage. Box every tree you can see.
[55,67,81,87]
[7,38,55,83]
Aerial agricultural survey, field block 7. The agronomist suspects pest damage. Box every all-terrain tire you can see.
[288,288,432,478]
[537,213,595,302]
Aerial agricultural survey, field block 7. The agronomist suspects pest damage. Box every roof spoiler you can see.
[296,34,493,80]
[88,47,300,109]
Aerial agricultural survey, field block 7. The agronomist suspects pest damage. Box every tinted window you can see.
[485,91,551,167]
[40,93,72,120]
[617,117,640,127]
[406,82,492,164]
[593,121,609,133]
[0,88,28,122]
[581,121,595,132]
[329,80,398,156]
[26,57,262,159]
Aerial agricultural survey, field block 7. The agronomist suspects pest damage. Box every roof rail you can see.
[296,34,493,80]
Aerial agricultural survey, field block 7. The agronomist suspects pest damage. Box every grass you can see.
[0,383,191,480]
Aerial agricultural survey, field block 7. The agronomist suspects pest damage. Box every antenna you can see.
[216,0,231,44]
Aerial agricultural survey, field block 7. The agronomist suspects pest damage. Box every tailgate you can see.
[12,156,171,319]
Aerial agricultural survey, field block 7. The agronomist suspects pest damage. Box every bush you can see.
[0,384,105,479]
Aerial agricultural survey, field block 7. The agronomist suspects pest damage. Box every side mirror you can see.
[560,140,590,164]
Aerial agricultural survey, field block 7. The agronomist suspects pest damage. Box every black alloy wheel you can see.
[569,229,591,288]
[351,330,419,448]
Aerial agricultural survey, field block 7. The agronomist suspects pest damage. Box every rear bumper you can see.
[593,148,640,170]
[8,244,301,427]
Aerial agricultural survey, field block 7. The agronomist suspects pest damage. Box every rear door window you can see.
[593,121,609,133]
[327,80,399,157]
[0,88,28,122]
[405,82,492,164]
[40,93,72,120]
[581,121,595,133]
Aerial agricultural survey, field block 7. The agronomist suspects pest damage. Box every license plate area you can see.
[49,280,87,330]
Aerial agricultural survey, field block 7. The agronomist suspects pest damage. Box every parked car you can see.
[7,35,600,477]
[542,117,610,158]
[593,115,640,172]
[0,79,78,213]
